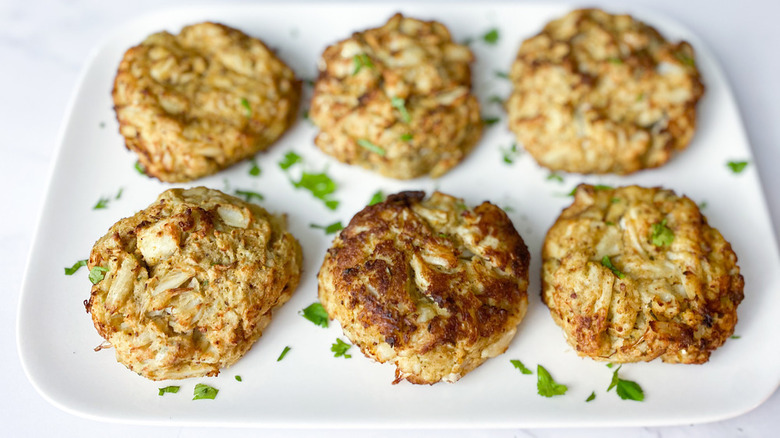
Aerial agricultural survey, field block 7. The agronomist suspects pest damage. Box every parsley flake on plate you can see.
[368,190,385,206]
[357,139,386,156]
[310,221,343,234]
[301,302,329,328]
[193,383,218,400]
[537,365,568,397]
[482,116,500,126]
[601,256,626,279]
[727,160,749,174]
[235,375,242,382]
[248,159,261,176]
[510,359,532,375]
[134,160,146,175]
[88,266,109,284]
[586,391,596,402]
[331,338,352,358]
[293,171,339,210]
[93,197,109,210]
[278,151,302,170]
[64,259,88,275]
[650,218,674,247]
[158,386,180,396]
[501,143,520,164]
[400,133,413,142]
[495,70,510,80]
[277,346,291,361]
[607,366,645,401]
[234,189,264,203]
[547,173,563,183]
[482,28,499,44]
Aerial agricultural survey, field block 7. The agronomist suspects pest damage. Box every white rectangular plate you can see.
[17,2,780,428]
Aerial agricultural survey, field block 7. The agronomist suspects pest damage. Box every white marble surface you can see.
[3,0,778,437]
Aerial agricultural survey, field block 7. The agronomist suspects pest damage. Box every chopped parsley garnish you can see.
[400,133,413,142]
[586,392,596,402]
[607,57,623,64]
[636,93,645,102]
[390,97,411,123]
[158,386,180,396]
[594,184,614,191]
[301,302,329,328]
[536,365,568,397]
[134,161,146,175]
[730,335,741,339]
[675,52,696,67]
[64,259,88,275]
[234,189,264,203]
[368,190,385,206]
[193,383,218,400]
[495,70,510,79]
[547,173,563,183]
[357,139,386,156]
[483,28,499,44]
[488,95,504,105]
[93,197,109,210]
[501,143,520,164]
[610,197,620,204]
[240,97,251,117]
[302,109,311,121]
[601,256,625,279]
[331,338,352,358]
[279,151,302,170]
[650,218,674,247]
[606,363,615,368]
[235,375,242,382]
[605,221,615,226]
[293,171,339,210]
[482,116,500,126]
[699,201,708,210]
[310,221,343,234]
[115,188,123,200]
[352,53,374,75]
[607,366,645,401]
[249,159,261,176]
[277,346,291,361]
[88,266,109,284]
[727,160,749,174]
[510,359,532,375]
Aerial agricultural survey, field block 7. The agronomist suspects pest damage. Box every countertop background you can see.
[3,0,778,437]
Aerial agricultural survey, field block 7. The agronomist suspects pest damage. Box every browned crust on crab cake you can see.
[85,187,302,380]
[309,13,482,179]
[113,22,301,182]
[318,191,529,384]
[506,8,705,174]
[541,184,743,364]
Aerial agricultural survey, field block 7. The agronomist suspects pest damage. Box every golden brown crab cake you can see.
[85,187,302,380]
[113,22,301,182]
[309,13,482,179]
[506,9,704,174]
[541,184,744,364]
[318,191,530,384]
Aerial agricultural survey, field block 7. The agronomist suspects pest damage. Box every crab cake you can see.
[506,9,704,174]
[113,22,301,182]
[318,191,529,384]
[85,187,302,380]
[541,184,744,364]
[309,14,482,179]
